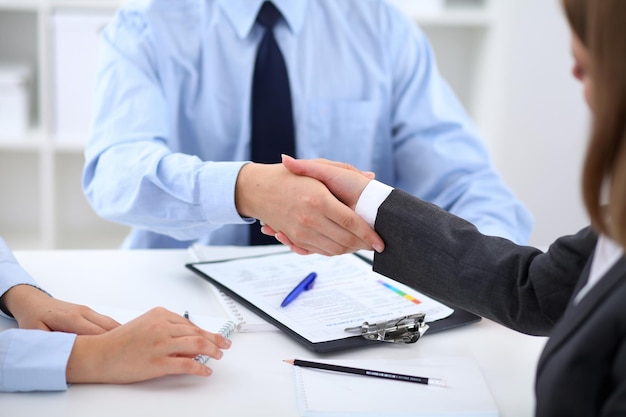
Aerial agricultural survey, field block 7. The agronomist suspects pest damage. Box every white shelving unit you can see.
[0,0,127,249]
[0,0,492,250]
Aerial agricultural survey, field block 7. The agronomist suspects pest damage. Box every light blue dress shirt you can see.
[0,238,75,392]
[84,0,533,249]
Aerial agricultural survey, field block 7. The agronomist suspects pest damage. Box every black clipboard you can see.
[352,253,481,336]
[186,253,480,353]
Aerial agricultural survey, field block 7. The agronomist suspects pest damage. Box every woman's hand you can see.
[2,284,119,334]
[66,307,232,383]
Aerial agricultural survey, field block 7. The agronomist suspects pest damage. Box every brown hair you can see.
[562,0,587,46]
[563,0,626,247]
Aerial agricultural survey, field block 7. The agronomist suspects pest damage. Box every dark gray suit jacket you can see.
[373,189,626,416]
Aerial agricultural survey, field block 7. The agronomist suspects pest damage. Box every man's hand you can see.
[235,161,383,256]
[2,284,119,335]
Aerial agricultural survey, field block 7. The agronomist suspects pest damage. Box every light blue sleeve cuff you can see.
[355,180,393,228]
[0,237,43,319]
[0,329,76,392]
[0,262,38,298]
[0,237,38,297]
[197,161,256,225]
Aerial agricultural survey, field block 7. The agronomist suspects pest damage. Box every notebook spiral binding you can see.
[222,291,247,327]
[218,320,237,338]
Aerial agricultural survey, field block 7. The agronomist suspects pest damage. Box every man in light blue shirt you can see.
[84,0,533,252]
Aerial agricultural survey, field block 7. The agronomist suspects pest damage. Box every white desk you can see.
[1,249,547,417]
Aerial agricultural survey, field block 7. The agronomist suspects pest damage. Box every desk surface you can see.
[1,249,547,417]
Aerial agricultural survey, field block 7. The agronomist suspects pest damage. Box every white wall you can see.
[461,0,591,247]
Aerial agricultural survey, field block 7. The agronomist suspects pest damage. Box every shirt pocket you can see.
[303,99,382,165]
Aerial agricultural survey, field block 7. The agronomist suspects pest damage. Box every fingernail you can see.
[373,243,384,253]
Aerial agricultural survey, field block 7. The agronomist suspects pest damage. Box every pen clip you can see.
[303,279,315,291]
[344,313,428,344]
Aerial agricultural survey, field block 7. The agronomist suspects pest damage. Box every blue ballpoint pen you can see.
[280,272,317,307]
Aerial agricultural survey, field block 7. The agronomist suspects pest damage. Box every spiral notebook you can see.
[209,284,278,332]
[291,357,498,417]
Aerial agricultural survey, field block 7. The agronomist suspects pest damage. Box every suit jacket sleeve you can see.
[372,189,597,336]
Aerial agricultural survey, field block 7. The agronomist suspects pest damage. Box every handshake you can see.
[235,155,386,257]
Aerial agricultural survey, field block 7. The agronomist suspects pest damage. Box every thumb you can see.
[281,154,334,182]
[282,154,374,181]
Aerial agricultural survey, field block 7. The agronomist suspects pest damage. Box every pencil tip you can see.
[283,359,294,365]
[429,378,447,387]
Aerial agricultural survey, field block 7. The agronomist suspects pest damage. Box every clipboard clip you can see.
[344,313,428,344]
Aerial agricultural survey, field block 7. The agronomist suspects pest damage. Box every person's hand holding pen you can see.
[184,310,219,365]
[66,307,231,384]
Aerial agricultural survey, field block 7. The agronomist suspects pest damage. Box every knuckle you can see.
[300,194,323,210]
[193,336,206,351]
[149,306,169,316]
[339,214,356,230]
[76,304,90,313]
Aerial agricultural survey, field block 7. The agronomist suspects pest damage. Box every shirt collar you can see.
[219,0,307,39]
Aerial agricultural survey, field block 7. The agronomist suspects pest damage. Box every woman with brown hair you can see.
[271,0,626,414]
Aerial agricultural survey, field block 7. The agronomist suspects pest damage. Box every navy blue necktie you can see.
[249,1,295,245]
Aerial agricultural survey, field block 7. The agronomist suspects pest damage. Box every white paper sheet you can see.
[292,357,498,417]
[193,252,453,343]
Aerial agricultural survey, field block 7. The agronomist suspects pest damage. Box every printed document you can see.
[192,252,453,343]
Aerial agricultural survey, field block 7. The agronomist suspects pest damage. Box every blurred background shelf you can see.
[0,0,126,249]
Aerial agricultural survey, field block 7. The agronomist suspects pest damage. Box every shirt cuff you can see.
[0,260,38,296]
[0,259,40,319]
[0,329,76,392]
[197,160,256,225]
[355,180,393,228]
